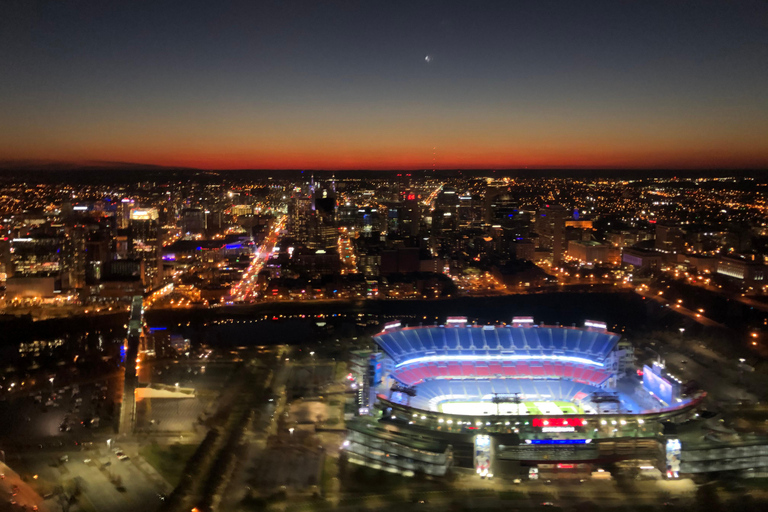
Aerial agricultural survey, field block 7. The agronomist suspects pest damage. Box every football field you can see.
[439,400,584,416]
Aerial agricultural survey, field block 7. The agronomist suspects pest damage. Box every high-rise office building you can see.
[535,204,569,265]
[305,183,338,250]
[129,208,163,289]
[61,225,86,290]
[181,207,207,234]
[117,198,135,229]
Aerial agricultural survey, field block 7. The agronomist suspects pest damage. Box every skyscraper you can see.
[535,204,569,266]
[129,208,163,289]
[181,207,207,235]
[117,198,134,229]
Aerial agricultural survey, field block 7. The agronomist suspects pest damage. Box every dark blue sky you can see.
[1,0,767,169]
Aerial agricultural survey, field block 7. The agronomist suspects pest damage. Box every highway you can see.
[338,228,357,275]
[422,183,443,210]
[229,214,287,302]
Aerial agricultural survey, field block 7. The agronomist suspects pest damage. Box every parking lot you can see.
[0,377,122,444]
[8,445,167,512]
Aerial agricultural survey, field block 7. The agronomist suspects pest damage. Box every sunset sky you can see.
[1,0,767,170]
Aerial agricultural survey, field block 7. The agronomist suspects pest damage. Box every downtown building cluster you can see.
[0,174,765,312]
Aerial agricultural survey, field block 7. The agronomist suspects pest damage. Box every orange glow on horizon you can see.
[78,148,768,171]
[4,128,768,171]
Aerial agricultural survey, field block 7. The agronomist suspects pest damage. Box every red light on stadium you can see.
[532,418,585,428]
[637,369,644,377]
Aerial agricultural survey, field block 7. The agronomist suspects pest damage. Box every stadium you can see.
[344,317,704,480]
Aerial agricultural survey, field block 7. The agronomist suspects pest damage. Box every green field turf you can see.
[522,401,584,415]
[439,400,584,416]
[556,402,584,414]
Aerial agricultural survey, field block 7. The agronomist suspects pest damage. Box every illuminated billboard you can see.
[474,435,492,477]
[532,418,586,428]
[642,364,679,405]
[666,438,681,478]
[369,353,383,386]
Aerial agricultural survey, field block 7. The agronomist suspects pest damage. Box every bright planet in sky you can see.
[1,1,767,170]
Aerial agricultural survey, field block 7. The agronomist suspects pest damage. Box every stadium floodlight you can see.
[584,320,607,330]
[395,354,604,368]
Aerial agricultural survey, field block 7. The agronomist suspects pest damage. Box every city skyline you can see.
[3,3,768,510]
[2,0,768,170]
